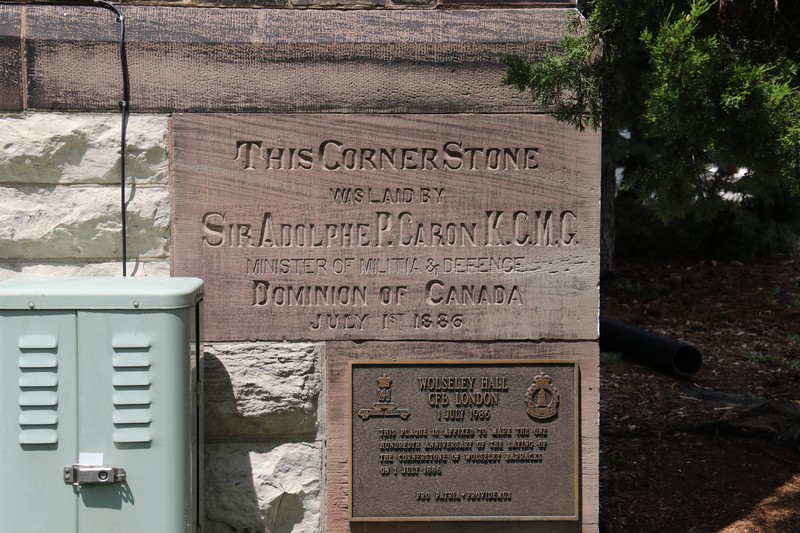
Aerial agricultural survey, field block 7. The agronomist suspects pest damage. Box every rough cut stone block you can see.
[292,0,386,6]
[0,6,20,110]
[204,341,322,440]
[172,113,600,342]
[121,0,287,5]
[0,114,168,185]
[389,0,436,5]
[0,260,169,281]
[20,6,569,112]
[205,441,322,533]
[0,185,169,260]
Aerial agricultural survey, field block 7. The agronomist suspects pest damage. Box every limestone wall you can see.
[0,112,325,532]
[0,114,169,279]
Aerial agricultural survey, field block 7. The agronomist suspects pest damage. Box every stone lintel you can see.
[0,6,575,112]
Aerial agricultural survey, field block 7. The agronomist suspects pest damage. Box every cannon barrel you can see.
[599,318,702,378]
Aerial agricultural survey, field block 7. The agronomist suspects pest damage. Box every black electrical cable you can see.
[23,0,129,276]
[92,0,129,277]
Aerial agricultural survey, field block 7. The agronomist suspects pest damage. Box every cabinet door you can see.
[75,309,195,533]
[0,311,79,532]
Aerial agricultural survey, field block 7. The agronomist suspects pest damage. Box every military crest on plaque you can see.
[357,373,411,420]
[526,373,559,420]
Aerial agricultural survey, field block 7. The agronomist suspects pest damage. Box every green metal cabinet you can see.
[0,277,204,533]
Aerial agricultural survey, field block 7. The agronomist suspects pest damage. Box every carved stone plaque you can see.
[172,114,599,341]
[349,360,579,521]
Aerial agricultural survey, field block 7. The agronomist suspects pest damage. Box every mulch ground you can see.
[600,253,800,532]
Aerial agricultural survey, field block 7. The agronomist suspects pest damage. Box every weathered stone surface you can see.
[204,342,322,440]
[0,6,20,110]
[388,0,436,6]
[18,6,567,112]
[0,260,169,281]
[292,0,386,6]
[0,114,168,185]
[172,113,600,342]
[205,441,322,533]
[118,0,287,5]
[0,112,170,271]
[0,185,169,260]
[0,8,599,530]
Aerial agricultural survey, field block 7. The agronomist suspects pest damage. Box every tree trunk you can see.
[600,154,616,278]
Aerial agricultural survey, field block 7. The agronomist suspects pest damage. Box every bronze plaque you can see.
[172,114,599,341]
[349,360,579,521]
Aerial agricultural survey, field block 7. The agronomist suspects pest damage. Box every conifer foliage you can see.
[504,0,800,270]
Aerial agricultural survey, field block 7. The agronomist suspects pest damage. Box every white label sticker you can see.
[78,452,104,466]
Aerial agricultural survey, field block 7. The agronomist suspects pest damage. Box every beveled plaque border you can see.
[348,359,580,522]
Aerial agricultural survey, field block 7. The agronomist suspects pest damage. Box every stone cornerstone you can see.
[0,3,596,533]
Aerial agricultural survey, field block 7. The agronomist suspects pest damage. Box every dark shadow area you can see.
[78,481,133,510]
[267,492,305,533]
[615,191,800,263]
[202,351,261,533]
[600,252,800,532]
[115,440,152,450]
[204,350,318,442]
